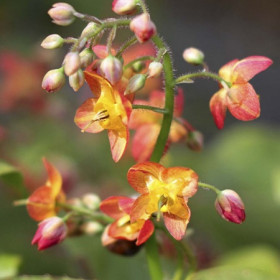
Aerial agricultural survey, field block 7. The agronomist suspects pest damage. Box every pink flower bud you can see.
[32,217,67,250]
[79,48,95,68]
[215,190,245,224]
[125,74,147,95]
[148,61,163,78]
[112,0,137,15]
[48,2,76,26]
[64,52,81,76]
[42,68,66,93]
[100,55,123,85]
[186,131,204,152]
[41,34,64,49]
[69,69,85,92]
[183,47,205,65]
[130,13,157,43]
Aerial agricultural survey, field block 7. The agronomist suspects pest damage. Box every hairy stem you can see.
[198,182,220,194]
[124,55,155,70]
[132,104,168,114]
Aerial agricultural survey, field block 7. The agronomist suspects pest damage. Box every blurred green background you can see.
[0,0,279,279]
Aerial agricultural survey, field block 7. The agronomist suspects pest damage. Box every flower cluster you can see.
[14,2,272,277]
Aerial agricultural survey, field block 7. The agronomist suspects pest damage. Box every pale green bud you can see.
[125,74,147,95]
[41,34,64,49]
[183,47,205,65]
[69,69,85,92]
[64,51,81,76]
[42,68,65,93]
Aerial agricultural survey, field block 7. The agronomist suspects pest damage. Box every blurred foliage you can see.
[0,254,21,279]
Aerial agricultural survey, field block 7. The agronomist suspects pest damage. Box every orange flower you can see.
[129,89,188,162]
[27,158,65,221]
[210,56,272,129]
[74,72,132,162]
[127,162,198,240]
[100,196,154,246]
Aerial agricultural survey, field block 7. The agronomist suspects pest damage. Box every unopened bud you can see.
[215,190,245,224]
[79,48,95,68]
[125,74,147,95]
[64,52,81,76]
[100,55,123,85]
[32,217,67,250]
[148,61,163,78]
[42,68,66,93]
[48,3,76,26]
[132,61,146,73]
[130,13,157,43]
[81,22,99,38]
[82,193,101,210]
[69,69,85,92]
[186,131,203,152]
[80,221,103,235]
[41,34,64,49]
[183,47,205,65]
[112,0,137,15]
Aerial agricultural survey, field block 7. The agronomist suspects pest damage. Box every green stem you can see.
[116,36,138,57]
[176,72,231,88]
[132,104,168,114]
[57,202,113,224]
[150,35,175,162]
[198,182,220,194]
[107,25,117,54]
[124,56,155,70]
[137,0,149,13]
[74,12,103,24]
[145,233,163,280]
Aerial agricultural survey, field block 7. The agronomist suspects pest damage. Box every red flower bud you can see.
[215,190,245,224]
[42,68,66,93]
[48,3,76,26]
[112,0,137,15]
[32,217,67,250]
[130,13,156,43]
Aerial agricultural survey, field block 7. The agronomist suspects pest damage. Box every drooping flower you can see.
[210,56,273,129]
[127,162,198,240]
[27,158,66,221]
[129,89,188,162]
[74,71,132,162]
[32,216,67,250]
[100,196,154,246]
[215,189,245,224]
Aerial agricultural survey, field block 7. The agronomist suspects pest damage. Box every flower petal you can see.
[130,193,154,222]
[163,210,190,240]
[174,88,184,117]
[136,220,154,245]
[219,59,239,81]
[209,88,228,129]
[161,167,198,199]
[100,196,132,219]
[92,45,116,59]
[27,186,56,221]
[127,162,163,194]
[227,83,260,121]
[132,124,160,162]
[74,98,104,133]
[108,220,140,241]
[232,56,273,83]
[169,121,187,143]
[84,71,114,99]
[43,158,62,198]
[108,124,128,162]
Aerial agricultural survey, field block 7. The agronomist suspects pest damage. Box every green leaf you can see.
[0,160,27,197]
[0,254,22,278]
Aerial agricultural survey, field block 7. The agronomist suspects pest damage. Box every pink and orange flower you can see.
[100,196,154,246]
[127,162,198,240]
[129,89,188,162]
[74,72,132,162]
[210,56,272,129]
[27,158,65,222]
